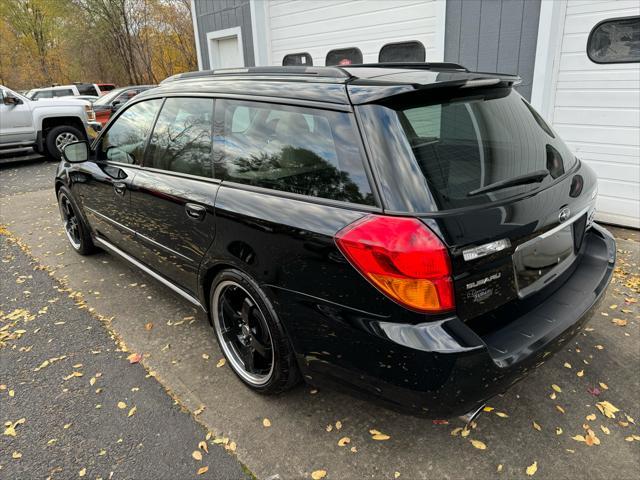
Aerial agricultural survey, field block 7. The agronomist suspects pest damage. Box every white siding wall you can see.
[549,0,640,228]
[266,0,445,66]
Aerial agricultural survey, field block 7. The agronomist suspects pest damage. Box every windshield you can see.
[395,89,577,209]
[93,88,125,106]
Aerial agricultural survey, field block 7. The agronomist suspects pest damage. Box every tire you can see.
[57,186,97,255]
[210,269,300,394]
[45,125,84,161]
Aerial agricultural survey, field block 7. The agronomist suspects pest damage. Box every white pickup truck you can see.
[0,85,102,160]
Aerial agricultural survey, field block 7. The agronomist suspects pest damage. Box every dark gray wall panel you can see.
[194,0,255,69]
[445,0,541,100]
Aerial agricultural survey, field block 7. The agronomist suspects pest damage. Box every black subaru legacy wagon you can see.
[55,64,616,418]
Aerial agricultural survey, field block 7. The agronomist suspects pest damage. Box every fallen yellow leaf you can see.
[601,425,610,435]
[127,406,137,418]
[572,435,586,442]
[79,467,86,477]
[192,450,202,461]
[577,370,584,377]
[556,405,565,414]
[372,433,390,441]
[311,470,327,480]
[611,318,627,326]
[495,412,509,418]
[483,406,494,412]
[117,401,127,409]
[338,436,350,447]
[599,382,609,390]
[526,461,538,476]
[556,427,563,435]
[12,451,22,459]
[216,358,226,368]
[564,362,572,369]
[144,322,154,331]
[263,418,271,428]
[335,421,342,430]
[196,466,209,475]
[394,472,401,479]
[199,441,208,453]
[497,464,503,473]
[532,422,541,431]
[595,400,619,419]
[470,439,487,450]
[551,384,562,393]
[450,427,463,436]
[586,413,596,421]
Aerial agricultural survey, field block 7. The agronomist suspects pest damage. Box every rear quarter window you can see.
[214,99,374,206]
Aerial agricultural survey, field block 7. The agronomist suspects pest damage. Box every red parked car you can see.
[92,85,156,126]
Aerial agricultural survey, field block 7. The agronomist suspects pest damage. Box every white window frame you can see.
[206,27,245,69]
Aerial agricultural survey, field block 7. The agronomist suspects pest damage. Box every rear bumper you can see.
[274,224,615,417]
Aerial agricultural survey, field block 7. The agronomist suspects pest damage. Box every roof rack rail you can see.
[162,66,351,84]
[344,62,469,72]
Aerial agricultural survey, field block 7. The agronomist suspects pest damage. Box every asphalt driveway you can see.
[1,158,639,479]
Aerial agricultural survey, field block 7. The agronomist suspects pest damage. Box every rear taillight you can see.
[335,215,455,313]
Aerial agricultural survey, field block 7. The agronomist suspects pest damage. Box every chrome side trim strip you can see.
[85,207,136,236]
[135,231,194,263]
[93,236,205,311]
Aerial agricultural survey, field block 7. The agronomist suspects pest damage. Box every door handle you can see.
[113,181,127,196]
[185,203,206,221]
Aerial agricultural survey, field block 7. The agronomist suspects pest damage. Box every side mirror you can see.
[62,141,89,163]
[111,100,122,112]
[3,93,23,106]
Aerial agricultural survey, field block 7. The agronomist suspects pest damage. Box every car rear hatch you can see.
[353,78,598,332]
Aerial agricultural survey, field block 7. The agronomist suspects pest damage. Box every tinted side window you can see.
[588,16,640,63]
[214,99,374,205]
[98,99,163,164]
[145,97,214,177]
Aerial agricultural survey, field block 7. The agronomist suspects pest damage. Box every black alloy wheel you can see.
[210,269,300,393]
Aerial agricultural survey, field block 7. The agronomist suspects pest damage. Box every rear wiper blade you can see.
[467,170,549,197]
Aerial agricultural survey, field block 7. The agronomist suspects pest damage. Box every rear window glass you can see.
[33,90,53,99]
[214,99,374,205]
[77,84,99,96]
[53,89,73,97]
[395,89,577,209]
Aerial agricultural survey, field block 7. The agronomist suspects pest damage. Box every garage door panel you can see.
[270,4,436,43]
[555,124,640,146]
[563,6,639,34]
[268,0,441,67]
[554,107,640,128]
[550,1,640,227]
[270,0,430,31]
[558,69,640,83]
[566,0,639,15]
[555,90,640,109]
[584,160,640,182]
[270,17,437,50]
[595,196,640,228]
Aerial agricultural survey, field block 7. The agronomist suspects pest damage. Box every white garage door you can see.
[550,0,640,228]
[266,0,445,67]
